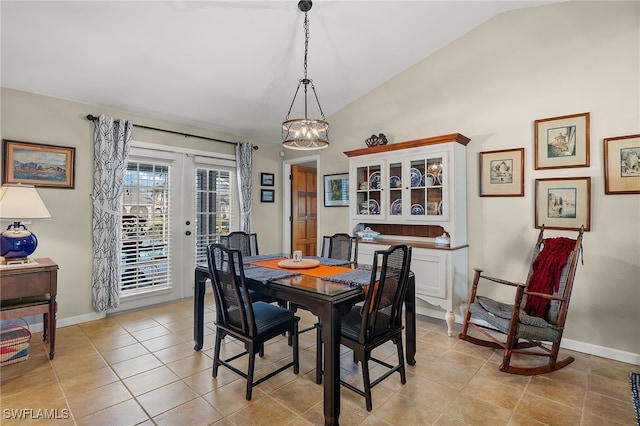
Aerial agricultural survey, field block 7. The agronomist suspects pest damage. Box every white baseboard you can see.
[415,305,640,366]
[561,338,640,366]
[26,311,106,333]
[24,305,640,367]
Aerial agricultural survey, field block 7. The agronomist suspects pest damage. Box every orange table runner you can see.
[250,258,353,278]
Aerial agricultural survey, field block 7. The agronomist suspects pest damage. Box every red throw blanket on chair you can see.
[524,237,576,318]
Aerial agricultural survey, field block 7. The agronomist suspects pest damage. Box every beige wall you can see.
[0,88,283,321]
[293,1,639,358]
[2,1,638,361]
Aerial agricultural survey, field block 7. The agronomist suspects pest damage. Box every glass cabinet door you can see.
[388,161,403,218]
[406,153,446,220]
[355,162,383,218]
[425,157,444,217]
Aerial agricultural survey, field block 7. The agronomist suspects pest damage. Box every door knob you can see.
[185,231,192,236]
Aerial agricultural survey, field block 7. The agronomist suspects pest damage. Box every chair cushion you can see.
[477,296,551,328]
[471,297,558,342]
[252,301,295,335]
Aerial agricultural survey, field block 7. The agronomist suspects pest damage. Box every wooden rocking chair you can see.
[459,225,584,375]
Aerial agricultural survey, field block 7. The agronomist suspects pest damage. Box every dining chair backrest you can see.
[220,231,259,257]
[321,233,358,262]
[359,244,412,343]
[206,243,256,337]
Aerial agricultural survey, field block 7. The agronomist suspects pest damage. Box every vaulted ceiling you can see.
[1,1,556,144]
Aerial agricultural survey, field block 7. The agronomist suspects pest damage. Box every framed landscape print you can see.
[604,134,640,194]
[261,189,274,203]
[479,148,524,197]
[260,172,274,186]
[534,112,590,169]
[2,139,75,188]
[323,173,349,207]
[535,177,591,231]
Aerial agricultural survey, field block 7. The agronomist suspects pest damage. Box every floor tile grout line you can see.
[111,315,219,423]
[45,342,77,426]
[64,323,149,425]
[3,302,638,426]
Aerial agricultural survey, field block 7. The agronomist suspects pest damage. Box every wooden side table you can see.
[0,258,58,359]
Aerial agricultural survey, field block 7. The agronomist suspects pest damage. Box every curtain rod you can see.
[85,114,258,150]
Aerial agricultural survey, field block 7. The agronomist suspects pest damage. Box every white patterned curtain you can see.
[91,115,132,311]
[236,142,253,233]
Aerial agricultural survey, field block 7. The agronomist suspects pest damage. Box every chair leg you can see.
[395,335,406,384]
[500,345,515,373]
[246,344,256,400]
[361,356,373,412]
[293,322,300,375]
[212,331,224,377]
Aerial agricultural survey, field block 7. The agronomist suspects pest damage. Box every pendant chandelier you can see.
[282,1,329,150]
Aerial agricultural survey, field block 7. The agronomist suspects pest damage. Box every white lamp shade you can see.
[0,184,52,220]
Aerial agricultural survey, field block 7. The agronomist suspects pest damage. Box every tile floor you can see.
[1,295,638,425]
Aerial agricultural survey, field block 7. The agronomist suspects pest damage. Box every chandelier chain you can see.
[303,12,309,81]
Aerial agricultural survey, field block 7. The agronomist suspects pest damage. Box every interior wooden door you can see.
[291,165,317,256]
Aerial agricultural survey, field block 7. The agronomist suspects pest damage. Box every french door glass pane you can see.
[194,167,233,264]
[120,161,171,293]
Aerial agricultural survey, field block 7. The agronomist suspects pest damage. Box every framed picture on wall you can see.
[2,139,76,188]
[260,172,274,186]
[535,177,591,231]
[323,173,349,207]
[261,189,275,203]
[479,148,524,197]
[604,134,640,194]
[534,112,590,169]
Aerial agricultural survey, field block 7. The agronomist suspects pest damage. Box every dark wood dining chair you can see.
[206,243,299,400]
[458,225,584,375]
[329,244,412,411]
[320,233,358,262]
[220,231,285,306]
[220,231,258,256]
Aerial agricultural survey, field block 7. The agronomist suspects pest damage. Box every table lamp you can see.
[0,183,52,260]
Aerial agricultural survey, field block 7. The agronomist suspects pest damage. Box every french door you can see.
[111,144,237,313]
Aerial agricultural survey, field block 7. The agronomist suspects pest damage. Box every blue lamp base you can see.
[0,222,38,259]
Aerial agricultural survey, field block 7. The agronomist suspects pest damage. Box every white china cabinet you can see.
[344,133,470,335]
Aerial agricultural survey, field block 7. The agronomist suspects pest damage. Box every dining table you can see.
[193,255,416,426]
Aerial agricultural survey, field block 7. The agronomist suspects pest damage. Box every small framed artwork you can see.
[260,172,274,186]
[535,177,591,231]
[261,189,275,203]
[479,148,524,197]
[604,134,640,194]
[534,112,590,169]
[2,139,76,188]
[323,173,349,207]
